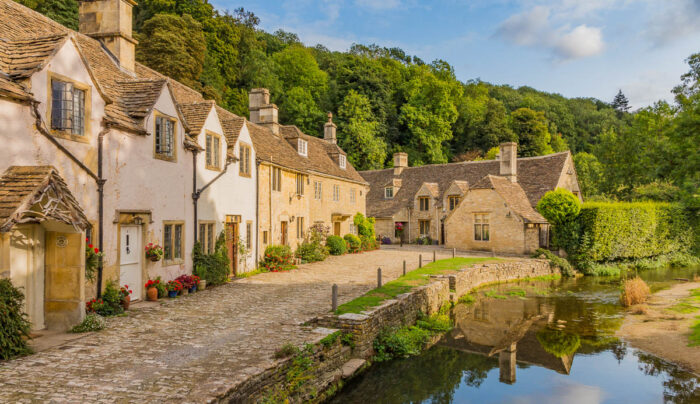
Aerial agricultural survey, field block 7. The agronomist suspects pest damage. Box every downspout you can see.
[269,164,273,244]
[255,160,260,268]
[192,151,199,245]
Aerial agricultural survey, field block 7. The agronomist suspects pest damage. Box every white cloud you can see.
[495,7,605,61]
[645,0,700,47]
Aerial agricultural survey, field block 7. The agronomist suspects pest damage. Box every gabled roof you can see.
[247,122,310,173]
[215,105,245,146]
[361,152,569,218]
[117,78,167,119]
[471,175,546,223]
[179,101,215,135]
[0,166,89,232]
[0,34,68,79]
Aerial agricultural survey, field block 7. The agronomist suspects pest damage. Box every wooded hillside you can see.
[16,0,700,202]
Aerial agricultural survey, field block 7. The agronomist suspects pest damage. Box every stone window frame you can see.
[163,220,185,266]
[418,196,430,211]
[153,110,178,163]
[239,143,252,177]
[246,221,253,249]
[198,220,215,254]
[296,216,305,239]
[448,195,461,211]
[339,154,347,169]
[314,181,323,200]
[350,188,356,204]
[295,173,305,196]
[262,230,269,245]
[384,187,393,199]
[474,213,490,242]
[46,71,92,144]
[297,138,308,157]
[419,220,430,237]
[333,184,340,202]
[205,131,222,171]
[272,167,282,192]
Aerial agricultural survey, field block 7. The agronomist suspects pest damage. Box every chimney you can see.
[79,0,137,73]
[393,152,408,175]
[248,88,279,135]
[324,112,336,144]
[499,142,517,182]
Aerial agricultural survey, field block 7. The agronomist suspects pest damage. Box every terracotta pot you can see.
[198,280,206,290]
[146,287,158,301]
[121,295,131,310]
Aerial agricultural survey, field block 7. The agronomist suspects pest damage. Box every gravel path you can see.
[0,246,473,403]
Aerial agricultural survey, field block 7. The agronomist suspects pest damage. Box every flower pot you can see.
[148,255,161,262]
[198,280,206,290]
[188,285,197,294]
[181,288,188,296]
[121,295,131,310]
[146,287,158,302]
[168,290,178,298]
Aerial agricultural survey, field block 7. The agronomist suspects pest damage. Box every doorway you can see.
[226,222,239,276]
[119,225,142,300]
[333,222,341,236]
[281,221,288,245]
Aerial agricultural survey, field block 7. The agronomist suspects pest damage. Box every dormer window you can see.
[339,154,347,169]
[154,113,176,161]
[384,187,394,199]
[50,77,88,138]
[205,132,221,170]
[298,139,308,157]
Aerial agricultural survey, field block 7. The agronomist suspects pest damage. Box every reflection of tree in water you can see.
[329,346,497,404]
[635,351,700,404]
[536,328,581,358]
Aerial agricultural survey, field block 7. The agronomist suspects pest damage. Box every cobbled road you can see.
[0,246,472,403]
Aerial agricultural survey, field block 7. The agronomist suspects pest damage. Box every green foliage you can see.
[532,248,575,277]
[0,279,32,360]
[536,328,581,357]
[627,181,683,202]
[337,90,387,170]
[573,152,604,197]
[360,235,378,251]
[690,317,700,347]
[263,343,316,403]
[17,0,78,30]
[295,223,329,263]
[93,280,124,317]
[510,108,554,157]
[260,244,295,272]
[457,294,476,305]
[193,232,230,285]
[70,313,106,333]
[325,235,347,255]
[374,309,453,362]
[353,212,376,238]
[274,343,299,359]
[536,188,581,225]
[344,234,361,253]
[136,14,206,89]
[319,331,341,348]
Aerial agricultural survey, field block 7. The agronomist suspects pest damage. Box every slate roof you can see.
[0,166,88,232]
[180,101,215,135]
[215,105,245,146]
[117,79,166,119]
[361,152,569,218]
[472,175,547,223]
[0,34,68,79]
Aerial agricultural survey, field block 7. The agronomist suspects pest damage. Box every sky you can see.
[212,0,700,109]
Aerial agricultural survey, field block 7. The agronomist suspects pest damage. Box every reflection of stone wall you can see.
[313,259,555,358]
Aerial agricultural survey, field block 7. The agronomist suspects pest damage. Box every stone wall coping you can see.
[338,313,369,321]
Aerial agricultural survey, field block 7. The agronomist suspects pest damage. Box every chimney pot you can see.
[324,112,337,144]
[499,142,517,182]
[248,88,279,135]
[79,0,137,73]
[393,152,408,175]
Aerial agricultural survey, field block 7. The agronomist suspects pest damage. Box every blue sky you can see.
[212,0,700,109]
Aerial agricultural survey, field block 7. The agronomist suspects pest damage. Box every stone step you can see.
[341,358,366,379]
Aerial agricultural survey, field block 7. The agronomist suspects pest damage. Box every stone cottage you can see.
[360,142,582,254]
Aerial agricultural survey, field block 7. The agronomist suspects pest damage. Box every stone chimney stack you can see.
[499,142,517,182]
[79,0,137,73]
[248,88,279,135]
[393,152,408,176]
[323,112,337,144]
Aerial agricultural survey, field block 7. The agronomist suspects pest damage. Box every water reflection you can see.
[331,270,700,404]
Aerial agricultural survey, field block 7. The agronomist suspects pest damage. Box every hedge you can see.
[561,202,693,263]
[0,279,32,360]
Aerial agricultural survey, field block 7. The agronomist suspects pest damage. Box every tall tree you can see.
[509,108,553,157]
[611,90,631,114]
[337,90,387,170]
[17,0,78,29]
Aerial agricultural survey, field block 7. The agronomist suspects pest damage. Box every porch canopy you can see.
[0,166,89,233]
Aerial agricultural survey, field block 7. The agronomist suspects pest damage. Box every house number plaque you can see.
[56,236,68,248]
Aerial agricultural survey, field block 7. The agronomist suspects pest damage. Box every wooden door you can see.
[119,225,142,300]
[281,221,288,245]
[333,222,341,236]
[226,223,239,276]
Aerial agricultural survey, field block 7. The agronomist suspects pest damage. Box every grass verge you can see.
[335,257,497,314]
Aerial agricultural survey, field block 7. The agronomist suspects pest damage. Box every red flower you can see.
[94,248,100,253]
[88,244,93,249]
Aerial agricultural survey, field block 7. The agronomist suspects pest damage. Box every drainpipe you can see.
[269,164,273,245]
[192,151,199,245]
[255,160,260,268]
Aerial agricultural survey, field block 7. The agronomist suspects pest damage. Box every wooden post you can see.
[452,248,456,258]
[403,260,406,276]
[433,250,436,262]
[377,267,382,288]
[332,284,338,312]
[419,255,423,268]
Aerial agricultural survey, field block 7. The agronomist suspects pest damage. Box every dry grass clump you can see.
[620,277,651,307]
[629,304,648,315]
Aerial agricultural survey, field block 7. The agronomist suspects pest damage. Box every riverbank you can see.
[618,281,700,375]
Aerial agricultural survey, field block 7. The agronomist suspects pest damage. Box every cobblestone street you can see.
[0,246,479,403]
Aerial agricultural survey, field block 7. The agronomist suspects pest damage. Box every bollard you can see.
[377,267,382,288]
[433,250,436,262]
[452,248,456,258]
[332,284,338,312]
[419,255,423,268]
[403,260,406,276]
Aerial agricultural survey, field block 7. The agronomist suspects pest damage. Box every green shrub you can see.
[260,245,295,272]
[532,248,575,277]
[360,235,378,251]
[91,280,123,317]
[344,234,361,252]
[70,313,106,333]
[295,223,329,263]
[154,276,167,298]
[354,213,376,238]
[536,188,581,225]
[0,279,32,360]
[373,325,432,362]
[326,235,347,255]
[193,232,230,286]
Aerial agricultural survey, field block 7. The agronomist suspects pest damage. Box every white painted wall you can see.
[195,108,257,271]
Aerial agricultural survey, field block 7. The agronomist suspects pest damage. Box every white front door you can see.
[119,225,142,300]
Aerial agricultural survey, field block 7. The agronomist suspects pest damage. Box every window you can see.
[298,139,308,157]
[474,214,490,241]
[246,222,252,249]
[50,78,86,137]
[239,144,251,177]
[164,222,184,263]
[296,174,305,195]
[384,187,394,199]
[350,223,357,235]
[296,217,305,239]
[419,220,430,236]
[419,196,430,211]
[272,167,282,191]
[199,222,215,254]
[333,184,340,201]
[155,114,176,160]
[448,195,460,211]
[339,154,346,169]
[205,133,221,170]
[350,188,356,203]
[314,181,323,200]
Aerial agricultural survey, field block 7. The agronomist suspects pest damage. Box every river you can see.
[330,266,700,403]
